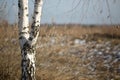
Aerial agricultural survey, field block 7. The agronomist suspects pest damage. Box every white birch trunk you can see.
[29,0,43,46]
[18,0,43,80]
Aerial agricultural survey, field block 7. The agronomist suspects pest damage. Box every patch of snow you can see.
[50,37,56,44]
[58,51,64,56]
[60,43,65,46]
[97,52,103,55]
[74,39,86,45]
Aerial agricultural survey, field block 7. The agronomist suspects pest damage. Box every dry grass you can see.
[0,22,120,80]
[40,24,120,44]
[0,22,21,80]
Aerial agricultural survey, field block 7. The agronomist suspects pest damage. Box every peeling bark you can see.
[18,0,43,80]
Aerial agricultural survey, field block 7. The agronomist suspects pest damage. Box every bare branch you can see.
[106,0,112,24]
[0,0,7,12]
[66,0,82,13]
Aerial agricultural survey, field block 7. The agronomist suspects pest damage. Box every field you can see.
[0,21,120,80]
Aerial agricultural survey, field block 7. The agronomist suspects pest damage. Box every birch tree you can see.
[18,0,43,80]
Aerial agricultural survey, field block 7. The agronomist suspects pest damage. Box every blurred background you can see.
[0,0,120,25]
[0,0,120,80]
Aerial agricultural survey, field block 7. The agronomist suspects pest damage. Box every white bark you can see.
[29,0,43,46]
[18,0,43,80]
[18,0,29,48]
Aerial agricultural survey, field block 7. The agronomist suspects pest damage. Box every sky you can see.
[0,0,120,24]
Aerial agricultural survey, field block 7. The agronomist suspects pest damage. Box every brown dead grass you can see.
[0,22,120,80]
[40,25,120,44]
